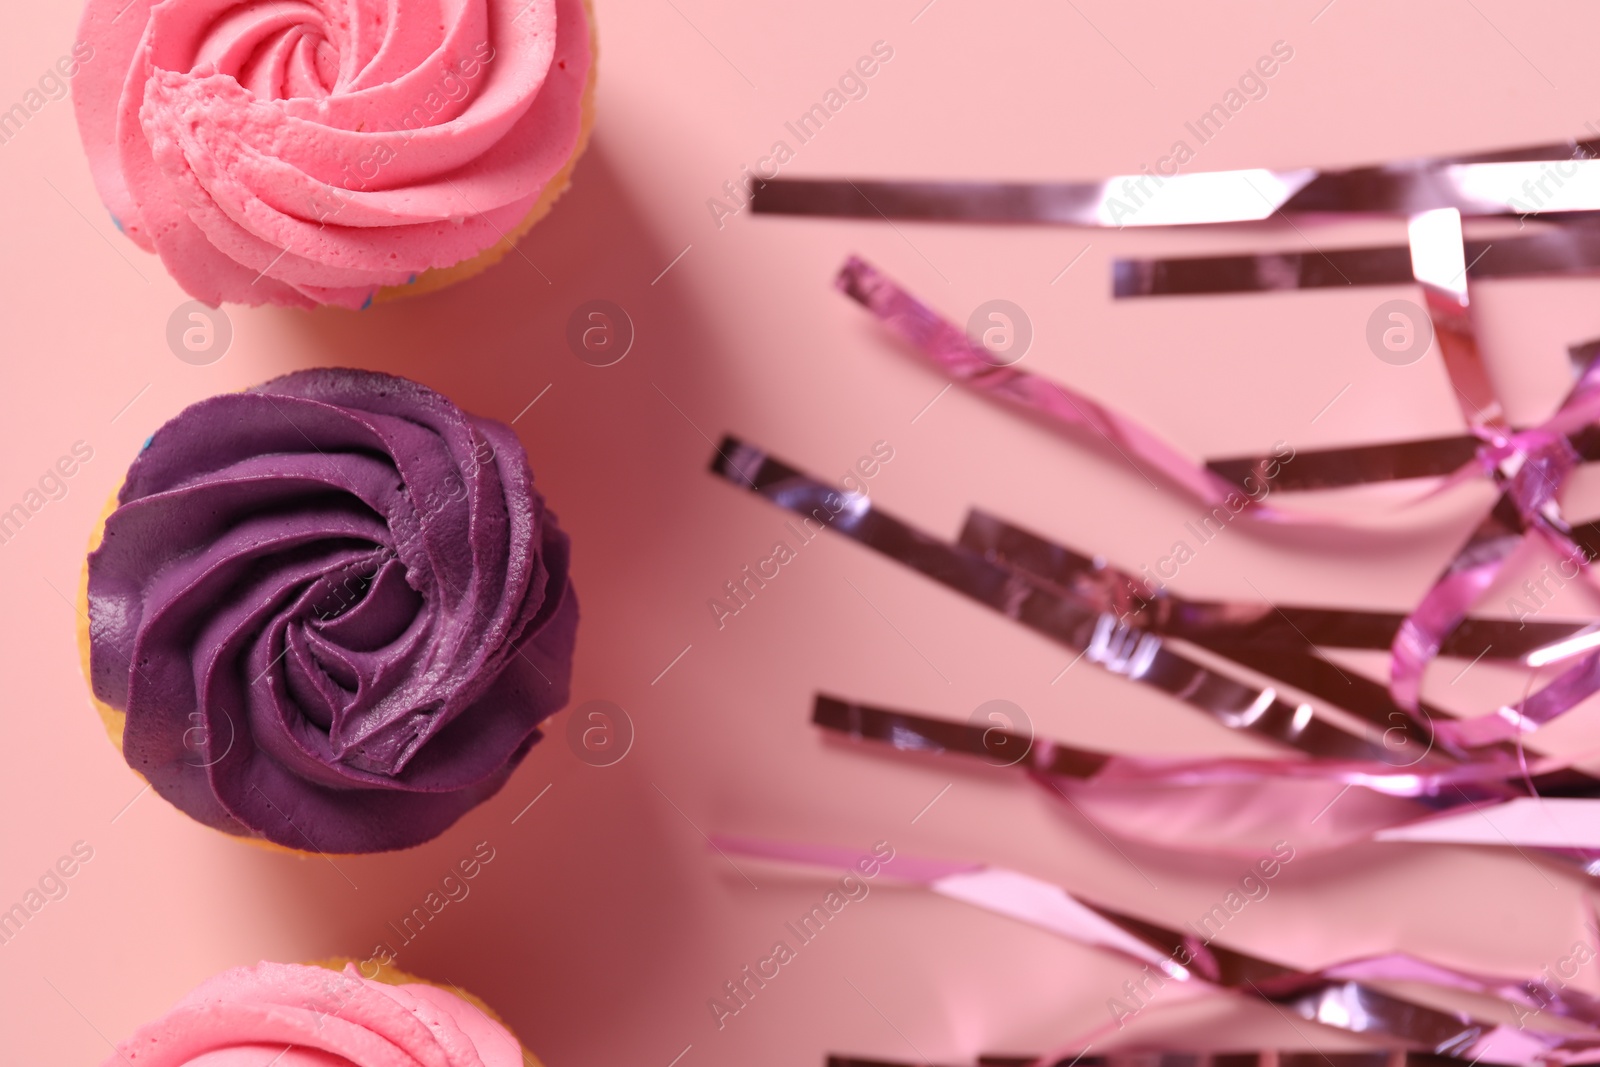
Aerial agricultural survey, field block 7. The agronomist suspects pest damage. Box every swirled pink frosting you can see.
[107,962,525,1066]
[73,0,591,309]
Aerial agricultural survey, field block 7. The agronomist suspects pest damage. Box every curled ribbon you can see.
[835,251,1600,746]
[813,694,1600,862]
[1383,208,1600,720]
[714,836,1600,1067]
[708,439,1600,868]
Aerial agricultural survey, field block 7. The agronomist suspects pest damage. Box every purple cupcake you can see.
[80,369,577,853]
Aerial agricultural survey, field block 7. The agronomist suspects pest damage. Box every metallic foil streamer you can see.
[955,511,1581,661]
[835,253,1600,736]
[710,441,1600,859]
[959,508,1600,828]
[1385,210,1598,716]
[835,256,1279,520]
[951,511,1600,860]
[1206,366,1600,489]
[716,837,1600,1065]
[831,1052,1503,1067]
[751,139,1600,226]
[956,508,1586,757]
[709,438,1392,762]
[709,434,1600,763]
[1113,224,1600,298]
[842,253,1600,511]
[813,693,1600,859]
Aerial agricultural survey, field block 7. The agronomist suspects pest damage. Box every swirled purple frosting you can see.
[87,369,577,852]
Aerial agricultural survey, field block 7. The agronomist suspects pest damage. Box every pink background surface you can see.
[6,1,1600,1063]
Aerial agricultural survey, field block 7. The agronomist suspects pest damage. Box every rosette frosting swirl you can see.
[73,0,592,308]
[107,962,524,1066]
[87,369,577,853]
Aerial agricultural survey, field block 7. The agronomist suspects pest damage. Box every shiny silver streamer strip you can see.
[1113,224,1600,297]
[813,694,1597,825]
[829,1052,1488,1067]
[957,509,1596,767]
[709,437,1401,762]
[1208,341,1600,491]
[957,511,1584,658]
[752,140,1600,226]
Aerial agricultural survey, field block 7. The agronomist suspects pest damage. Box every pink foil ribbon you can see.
[1385,209,1600,723]
[835,256,1272,523]
[757,138,1600,730]
[715,836,1600,1067]
[738,142,1600,1063]
[836,251,1600,748]
[709,441,1600,866]
[813,694,1600,862]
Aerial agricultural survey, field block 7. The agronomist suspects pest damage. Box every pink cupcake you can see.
[72,0,596,309]
[105,959,537,1065]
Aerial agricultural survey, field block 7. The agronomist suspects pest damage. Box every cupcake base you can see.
[79,488,124,751]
